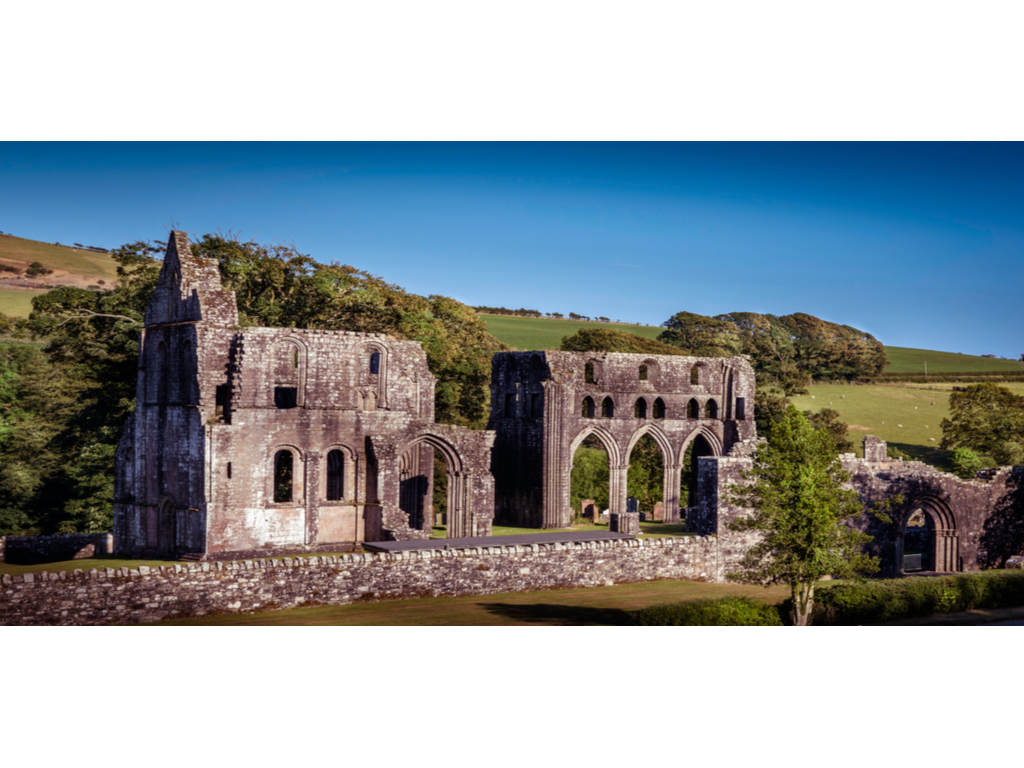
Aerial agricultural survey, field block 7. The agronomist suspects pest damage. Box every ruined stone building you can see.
[487,351,757,529]
[691,434,1024,577]
[113,233,495,560]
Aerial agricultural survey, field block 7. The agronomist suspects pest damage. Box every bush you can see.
[633,596,783,626]
[950,447,986,479]
[812,570,1024,625]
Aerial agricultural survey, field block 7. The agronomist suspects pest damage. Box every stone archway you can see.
[678,429,722,515]
[399,434,470,538]
[900,497,959,574]
[625,425,679,524]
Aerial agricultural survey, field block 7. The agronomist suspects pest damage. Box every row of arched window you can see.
[581,396,729,420]
[582,361,707,387]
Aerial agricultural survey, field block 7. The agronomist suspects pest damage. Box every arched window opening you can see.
[628,434,665,522]
[705,399,719,419]
[326,450,344,501]
[572,434,609,525]
[639,365,648,381]
[903,509,929,572]
[369,351,380,375]
[688,399,700,419]
[736,397,746,420]
[690,366,700,385]
[653,398,666,419]
[274,450,294,503]
[585,362,596,385]
[634,398,647,419]
[582,396,596,419]
[683,434,715,512]
[601,397,615,418]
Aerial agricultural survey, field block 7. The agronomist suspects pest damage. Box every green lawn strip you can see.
[480,314,663,351]
[0,557,184,576]
[877,605,1024,626]
[150,578,793,626]
[884,346,1022,374]
[433,521,693,539]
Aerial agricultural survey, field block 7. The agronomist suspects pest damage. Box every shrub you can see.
[633,596,783,626]
[811,570,1024,625]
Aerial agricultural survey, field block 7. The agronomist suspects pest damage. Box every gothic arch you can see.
[678,426,723,458]
[400,432,469,537]
[899,495,959,573]
[271,337,308,407]
[362,341,390,408]
[569,425,623,467]
[321,443,356,502]
[269,443,305,505]
[625,424,676,467]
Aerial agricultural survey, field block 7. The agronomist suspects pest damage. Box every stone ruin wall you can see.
[0,536,720,626]
[0,533,113,565]
[488,350,757,530]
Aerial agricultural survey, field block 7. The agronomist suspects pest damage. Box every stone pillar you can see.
[609,464,628,517]
[663,463,683,523]
[305,450,321,546]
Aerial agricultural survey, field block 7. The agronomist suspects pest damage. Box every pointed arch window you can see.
[688,399,700,419]
[601,397,615,418]
[582,396,596,419]
[326,450,344,501]
[274,450,294,503]
[653,398,666,419]
[634,398,647,419]
[705,399,719,419]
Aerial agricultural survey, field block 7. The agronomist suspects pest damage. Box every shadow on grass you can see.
[478,602,632,626]
[887,442,953,471]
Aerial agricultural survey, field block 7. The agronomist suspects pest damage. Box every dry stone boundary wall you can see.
[0,536,719,626]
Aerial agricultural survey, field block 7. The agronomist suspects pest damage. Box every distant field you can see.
[480,314,663,351]
[0,234,119,317]
[884,346,1022,374]
[0,234,117,279]
[0,289,47,317]
[794,382,1024,468]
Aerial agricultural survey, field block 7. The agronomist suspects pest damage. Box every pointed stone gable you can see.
[144,231,238,327]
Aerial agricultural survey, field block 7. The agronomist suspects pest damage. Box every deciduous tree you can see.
[940,383,1024,466]
[726,406,886,626]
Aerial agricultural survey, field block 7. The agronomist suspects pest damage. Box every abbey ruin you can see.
[107,233,1023,578]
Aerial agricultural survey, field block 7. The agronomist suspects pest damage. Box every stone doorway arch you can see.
[400,434,470,538]
[899,496,959,574]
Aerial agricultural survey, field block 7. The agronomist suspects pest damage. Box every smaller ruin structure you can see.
[487,350,757,529]
[113,233,495,560]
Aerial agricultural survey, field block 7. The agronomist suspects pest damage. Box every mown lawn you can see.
[0,234,117,279]
[150,578,793,626]
[432,521,695,539]
[480,314,663,351]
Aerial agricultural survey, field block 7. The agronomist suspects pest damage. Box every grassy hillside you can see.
[884,346,1022,373]
[0,234,119,317]
[480,314,663,351]
[794,382,1024,468]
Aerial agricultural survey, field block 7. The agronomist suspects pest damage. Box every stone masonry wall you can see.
[0,536,720,625]
[0,533,112,565]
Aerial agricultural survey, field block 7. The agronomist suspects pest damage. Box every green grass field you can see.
[480,314,663,351]
[0,289,47,317]
[883,346,1022,373]
[794,382,1024,468]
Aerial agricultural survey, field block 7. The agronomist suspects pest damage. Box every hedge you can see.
[632,596,783,626]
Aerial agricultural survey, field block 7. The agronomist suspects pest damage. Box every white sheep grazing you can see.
[897,424,903,427]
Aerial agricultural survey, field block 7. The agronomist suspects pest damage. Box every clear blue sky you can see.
[1,142,1021,357]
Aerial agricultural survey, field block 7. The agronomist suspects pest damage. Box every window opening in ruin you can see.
[639,364,648,381]
[601,396,615,418]
[705,399,718,419]
[690,366,700,385]
[504,393,515,418]
[370,351,380,374]
[227,462,232,479]
[627,434,664,523]
[581,396,596,418]
[531,392,541,418]
[585,362,596,384]
[634,398,647,419]
[688,399,700,419]
[275,386,298,409]
[327,449,344,501]
[653,398,666,419]
[571,433,609,525]
[294,348,299,368]
[736,397,746,420]
[274,450,294,503]
[399,446,431,531]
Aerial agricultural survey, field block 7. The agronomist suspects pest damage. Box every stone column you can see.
[663,463,683,524]
[609,464,629,517]
[305,450,321,546]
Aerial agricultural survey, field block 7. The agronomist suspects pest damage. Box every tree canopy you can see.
[726,406,885,626]
[559,327,688,356]
[939,383,1024,466]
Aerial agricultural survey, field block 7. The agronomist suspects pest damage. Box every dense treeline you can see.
[472,306,543,317]
[0,234,506,536]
